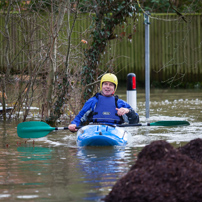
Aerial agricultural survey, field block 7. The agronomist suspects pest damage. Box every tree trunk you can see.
[44,0,69,123]
[2,0,12,121]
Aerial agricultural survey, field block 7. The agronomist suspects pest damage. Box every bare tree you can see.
[0,1,51,121]
[0,0,137,124]
[42,0,69,120]
[1,0,12,121]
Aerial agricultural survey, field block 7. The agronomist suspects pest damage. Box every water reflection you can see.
[16,146,53,185]
[17,146,53,161]
[0,146,53,201]
[76,146,134,201]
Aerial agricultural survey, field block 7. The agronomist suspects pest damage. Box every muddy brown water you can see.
[0,88,201,201]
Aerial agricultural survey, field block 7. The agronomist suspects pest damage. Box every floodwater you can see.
[0,88,202,201]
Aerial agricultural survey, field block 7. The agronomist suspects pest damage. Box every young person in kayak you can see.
[68,73,139,132]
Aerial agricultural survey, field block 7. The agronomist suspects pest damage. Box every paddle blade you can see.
[17,121,55,138]
[150,121,190,126]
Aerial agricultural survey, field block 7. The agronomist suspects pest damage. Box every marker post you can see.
[127,73,137,111]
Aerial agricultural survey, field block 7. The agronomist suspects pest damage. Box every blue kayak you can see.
[77,124,132,146]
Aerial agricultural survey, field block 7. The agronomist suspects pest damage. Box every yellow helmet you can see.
[100,73,118,92]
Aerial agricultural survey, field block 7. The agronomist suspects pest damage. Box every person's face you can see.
[102,81,115,96]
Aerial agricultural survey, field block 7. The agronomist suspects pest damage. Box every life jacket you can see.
[90,94,123,124]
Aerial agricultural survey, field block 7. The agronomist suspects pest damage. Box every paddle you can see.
[17,121,81,139]
[17,120,190,139]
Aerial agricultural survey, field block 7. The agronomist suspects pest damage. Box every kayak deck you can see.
[77,124,132,146]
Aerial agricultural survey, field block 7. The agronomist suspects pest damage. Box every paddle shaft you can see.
[118,123,150,127]
[55,126,81,131]
[55,127,70,130]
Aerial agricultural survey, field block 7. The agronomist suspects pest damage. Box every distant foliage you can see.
[137,0,202,13]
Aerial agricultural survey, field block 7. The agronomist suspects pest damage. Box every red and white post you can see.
[127,73,137,111]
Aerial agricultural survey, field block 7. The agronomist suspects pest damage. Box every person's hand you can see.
[68,124,78,132]
[116,108,130,116]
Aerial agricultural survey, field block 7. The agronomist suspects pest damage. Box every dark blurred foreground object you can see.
[178,138,202,164]
[104,139,202,202]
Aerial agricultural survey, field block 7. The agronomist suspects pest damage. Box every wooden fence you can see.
[101,13,202,85]
[0,13,201,85]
